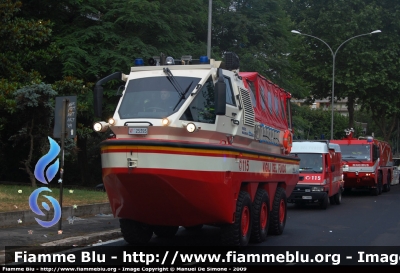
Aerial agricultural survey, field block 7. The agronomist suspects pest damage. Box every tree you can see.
[11,83,57,187]
[285,0,400,141]
[211,0,306,97]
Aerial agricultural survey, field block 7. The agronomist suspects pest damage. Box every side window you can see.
[247,80,257,106]
[280,99,286,120]
[180,76,216,124]
[224,76,236,106]
[267,90,272,113]
[275,96,279,116]
[260,86,266,110]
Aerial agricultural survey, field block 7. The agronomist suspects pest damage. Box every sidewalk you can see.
[0,203,122,264]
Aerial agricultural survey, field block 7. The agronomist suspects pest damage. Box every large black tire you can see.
[319,194,328,210]
[119,219,153,245]
[250,189,270,243]
[221,191,252,246]
[383,173,391,192]
[378,172,383,195]
[153,226,179,238]
[334,189,342,205]
[268,187,287,235]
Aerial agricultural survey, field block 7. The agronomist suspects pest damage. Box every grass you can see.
[0,184,109,213]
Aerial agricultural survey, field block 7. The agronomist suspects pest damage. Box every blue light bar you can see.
[134,58,144,66]
[199,56,209,64]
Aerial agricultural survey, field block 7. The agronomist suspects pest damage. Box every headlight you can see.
[108,118,116,125]
[93,121,109,132]
[186,123,196,133]
[311,186,323,192]
[161,118,170,126]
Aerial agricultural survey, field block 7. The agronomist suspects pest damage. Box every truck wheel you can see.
[268,187,287,235]
[153,226,179,238]
[319,194,328,210]
[221,191,252,246]
[250,189,270,243]
[119,218,153,245]
[334,190,342,205]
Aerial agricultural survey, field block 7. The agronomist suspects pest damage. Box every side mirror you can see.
[214,68,226,115]
[331,165,335,172]
[94,85,104,117]
[373,145,380,161]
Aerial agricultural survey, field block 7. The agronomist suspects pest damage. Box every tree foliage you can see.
[10,83,57,187]
[285,0,400,141]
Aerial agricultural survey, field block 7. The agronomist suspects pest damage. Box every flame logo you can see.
[29,136,61,228]
[34,137,60,184]
[29,187,61,228]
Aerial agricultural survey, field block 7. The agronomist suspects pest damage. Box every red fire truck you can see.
[92,53,299,246]
[330,129,393,196]
[288,141,344,209]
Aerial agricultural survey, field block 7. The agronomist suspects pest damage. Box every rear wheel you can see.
[250,189,270,243]
[221,191,252,246]
[153,226,179,238]
[268,187,287,235]
[119,219,153,245]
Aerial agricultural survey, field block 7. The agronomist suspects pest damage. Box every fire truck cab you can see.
[330,129,393,196]
[288,141,343,209]
[92,53,300,246]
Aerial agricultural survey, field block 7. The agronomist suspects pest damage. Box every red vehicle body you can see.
[93,53,299,246]
[288,141,344,209]
[330,129,393,195]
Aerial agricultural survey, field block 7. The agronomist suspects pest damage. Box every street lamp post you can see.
[291,30,381,140]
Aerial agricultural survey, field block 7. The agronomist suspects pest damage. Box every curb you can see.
[0,203,112,228]
[1,229,122,265]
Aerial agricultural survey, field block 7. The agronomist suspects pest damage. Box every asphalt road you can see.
[7,185,400,267]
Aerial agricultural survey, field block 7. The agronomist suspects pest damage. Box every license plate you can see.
[302,196,312,200]
[129,127,148,135]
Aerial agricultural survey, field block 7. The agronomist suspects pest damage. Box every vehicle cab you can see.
[288,141,343,209]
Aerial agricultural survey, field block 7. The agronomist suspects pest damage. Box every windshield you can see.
[339,144,371,161]
[295,154,323,173]
[118,76,201,119]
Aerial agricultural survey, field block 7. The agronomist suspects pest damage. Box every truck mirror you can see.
[214,68,226,115]
[373,145,380,161]
[331,165,335,172]
[94,85,104,117]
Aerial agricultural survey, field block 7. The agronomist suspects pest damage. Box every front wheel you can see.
[250,189,270,243]
[119,219,154,245]
[268,187,287,235]
[221,191,252,246]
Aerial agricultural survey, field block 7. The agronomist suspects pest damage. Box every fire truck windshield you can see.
[339,144,371,161]
[118,76,200,119]
[298,154,323,173]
